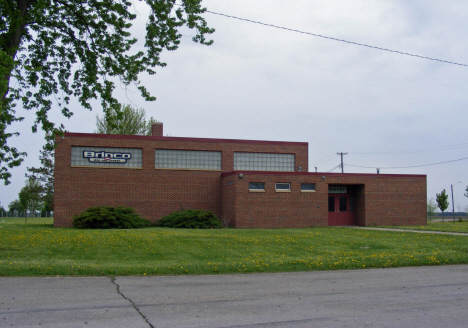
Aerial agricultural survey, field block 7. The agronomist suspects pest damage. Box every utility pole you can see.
[451,184,455,222]
[337,152,348,173]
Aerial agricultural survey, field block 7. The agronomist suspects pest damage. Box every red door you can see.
[328,194,355,226]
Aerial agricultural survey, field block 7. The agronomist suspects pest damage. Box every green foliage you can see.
[8,199,21,212]
[436,190,449,213]
[73,206,151,229]
[157,209,223,229]
[95,104,157,135]
[26,144,54,211]
[426,198,438,216]
[18,178,43,214]
[0,0,214,184]
[18,187,31,212]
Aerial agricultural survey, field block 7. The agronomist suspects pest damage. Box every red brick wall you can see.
[221,178,236,227]
[221,172,426,228]
[151,123,163,136]
[55,132,426,228]
[353,185,366,226]
[324,174,427,226]
[222,173,327,228]
[54,133,308,227]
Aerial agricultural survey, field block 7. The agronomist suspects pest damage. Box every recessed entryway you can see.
[328,185,356,226]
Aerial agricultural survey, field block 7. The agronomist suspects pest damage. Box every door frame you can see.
[328,189,355,226]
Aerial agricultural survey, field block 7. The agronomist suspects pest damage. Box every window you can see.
[234,152,295,171]
[301,183,316,192]
[249,182,265,191]
[328,197,335,212]
[339,197,347,212]
[275,183,290,192]
[155,149,221,170]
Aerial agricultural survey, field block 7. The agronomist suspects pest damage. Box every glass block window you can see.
[155,149,221,170]
[301,183,316,191]
[71,146,142,168]
[276,183,290,191]
[249,182,265,190]
[234,152,295,171]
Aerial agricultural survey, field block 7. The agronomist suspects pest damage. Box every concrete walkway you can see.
[355,226,468,236]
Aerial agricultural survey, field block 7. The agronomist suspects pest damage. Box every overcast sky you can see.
[2,0,468,212]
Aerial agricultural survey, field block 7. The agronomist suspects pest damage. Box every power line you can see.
[326,164,342,173]
[311,153,336,165]
[346,155,468,170]
[349,142,468,155]
[206,10,468,68]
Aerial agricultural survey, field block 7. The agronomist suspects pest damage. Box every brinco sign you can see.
[83,151,132,164]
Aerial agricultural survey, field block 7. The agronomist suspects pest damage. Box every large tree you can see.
[26,142,54,211]
[8,199,21,212]
[95,104,157,136]
[18,178,43,218]
[0,0,214,184]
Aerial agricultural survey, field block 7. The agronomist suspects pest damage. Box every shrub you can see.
[156,209,223,229]
[73,206,151,229]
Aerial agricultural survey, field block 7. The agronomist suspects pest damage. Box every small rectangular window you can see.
[275,183,290,191]
[339,197,347,212]
[249,182,265,191]
[328,197,335,212]
[301,183,316,192]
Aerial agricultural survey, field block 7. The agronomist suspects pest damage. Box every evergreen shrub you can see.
[156,209,223,229]
[73,206,151,229]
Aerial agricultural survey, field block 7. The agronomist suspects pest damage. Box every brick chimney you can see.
[151,122,163,136]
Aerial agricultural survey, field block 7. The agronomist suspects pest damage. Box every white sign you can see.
[329,186,347,193]
[83,151,132,164]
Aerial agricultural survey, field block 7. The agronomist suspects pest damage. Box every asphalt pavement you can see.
[1,265,468,328]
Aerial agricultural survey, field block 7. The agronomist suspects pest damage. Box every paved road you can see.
[1,265,468,328]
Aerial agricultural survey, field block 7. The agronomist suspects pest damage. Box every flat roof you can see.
[221,171,426,178]
[63,132,308,147]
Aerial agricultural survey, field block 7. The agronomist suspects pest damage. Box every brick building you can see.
[54,123,427,228]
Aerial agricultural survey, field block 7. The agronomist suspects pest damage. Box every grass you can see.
[1,219,468,276]
[382,221,468,233]
[0,217,53,225]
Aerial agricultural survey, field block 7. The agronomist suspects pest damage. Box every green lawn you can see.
[382,221,468,233]
[1,220,468,276]
[0,217,53,225]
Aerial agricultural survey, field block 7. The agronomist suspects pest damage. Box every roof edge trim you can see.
[221,171,426,178]
[63,132,308,146]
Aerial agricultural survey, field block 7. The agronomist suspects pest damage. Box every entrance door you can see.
[328,194,355,226]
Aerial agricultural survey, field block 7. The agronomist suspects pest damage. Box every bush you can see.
[73,206,151,229]
[156,209,223,229]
